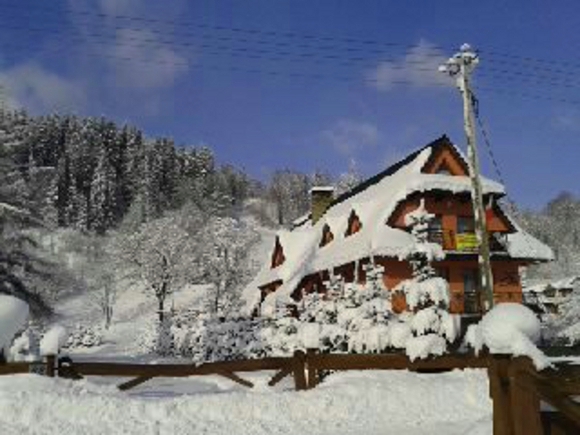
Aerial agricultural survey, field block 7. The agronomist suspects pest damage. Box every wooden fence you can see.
[1,351,579,434]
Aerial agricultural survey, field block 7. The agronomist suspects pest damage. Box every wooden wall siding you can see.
[271,237,286,268]
[345,211,362,236]
[272,255,523,314]
[422,142,469,176]
[373,257,522,314]
[319,224,334,247]
[389,193,512,234]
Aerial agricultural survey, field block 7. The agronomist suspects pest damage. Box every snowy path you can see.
[0,369,491,435]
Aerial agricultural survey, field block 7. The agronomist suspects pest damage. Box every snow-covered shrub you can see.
[40,325,68,356]
[171,310,266,362]
[259,265,395,357]
[261,298,303,356]
[63,324,103,349]
[465,303,550,369]
[393,200,456,360]
[0,295,29,360]
[155,312,176,356]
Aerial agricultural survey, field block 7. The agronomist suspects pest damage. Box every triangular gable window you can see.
[345,210,362,237]
[319,224,334,247]
[422,143,468,176]
[271,237,286,268]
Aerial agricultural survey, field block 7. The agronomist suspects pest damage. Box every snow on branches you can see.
[394,199,456,360]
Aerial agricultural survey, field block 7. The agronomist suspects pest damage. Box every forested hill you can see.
[1,107,578,280]
[0,109,255,234]
[0,108,370,233]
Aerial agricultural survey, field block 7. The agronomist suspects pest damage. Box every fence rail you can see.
[1,351,579,434]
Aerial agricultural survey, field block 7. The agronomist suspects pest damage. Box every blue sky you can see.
[1,0,579,210]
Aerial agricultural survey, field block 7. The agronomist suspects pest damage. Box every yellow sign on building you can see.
[456,233,478,252]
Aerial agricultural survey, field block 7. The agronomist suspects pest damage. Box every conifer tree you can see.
[394,199,456,360]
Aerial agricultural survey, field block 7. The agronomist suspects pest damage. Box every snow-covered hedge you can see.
[62,324,103,349]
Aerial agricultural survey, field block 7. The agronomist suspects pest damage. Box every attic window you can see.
[271,237,286,268]
[319,224,334,247]
[345,210,362,237]
[422,142,469,176]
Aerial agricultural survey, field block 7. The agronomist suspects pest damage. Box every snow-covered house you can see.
[523,276,579,315]
[244,136,553,317]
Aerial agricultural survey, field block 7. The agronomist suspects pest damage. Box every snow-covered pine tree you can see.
[0,109,51,317]
[394,199,456,360]
[90,148,117,234]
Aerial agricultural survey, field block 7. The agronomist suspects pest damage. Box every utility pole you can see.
[439,44,494,313]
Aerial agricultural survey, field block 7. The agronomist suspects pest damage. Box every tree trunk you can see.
[213,282,221,315]
[158,297,165,323]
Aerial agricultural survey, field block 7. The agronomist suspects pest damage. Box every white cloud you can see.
[0,63,87,113]
[107,28,189,90]
[322,120,380,157]
[552,109,580,132]
[367,40,451,91]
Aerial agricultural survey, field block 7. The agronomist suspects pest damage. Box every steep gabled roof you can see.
[329,135,450,207]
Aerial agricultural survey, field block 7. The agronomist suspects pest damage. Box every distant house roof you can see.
[524,276,580,294]
[241,136,554,312]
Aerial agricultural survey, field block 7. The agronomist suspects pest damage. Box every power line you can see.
[1,37,579,107]
[0,2,427,53]
[3,1,580,78]
[471,94,508,189]
[0,6,579,106]
[3,20,580,95]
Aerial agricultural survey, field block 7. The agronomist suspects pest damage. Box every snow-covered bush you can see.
[7,319,48,362]
[63,324,103,349]
[40,325,68,356]
[0,295,29,360]
[258,264,395,357]
[465,303,550,369]
[155,311,176,356]
[173,313,266,362]
[393,200,456,360]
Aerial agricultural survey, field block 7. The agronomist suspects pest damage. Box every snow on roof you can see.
[310,186,335,192]
[524,276,579,294]
[243,137,552,310]
[505,230,555,262]
[501,213,555,262]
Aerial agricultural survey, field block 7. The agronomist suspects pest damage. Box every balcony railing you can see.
[427,229,507,252]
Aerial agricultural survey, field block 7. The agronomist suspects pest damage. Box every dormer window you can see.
[319,224,334,247]
[345,210,362,237]
[271,237,286,268]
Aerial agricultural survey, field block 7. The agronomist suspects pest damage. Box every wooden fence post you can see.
[292,350,307,391]
[45,355,56,377]
[488,355,514,435]
[508,357,542,435]
[306,349,318,390]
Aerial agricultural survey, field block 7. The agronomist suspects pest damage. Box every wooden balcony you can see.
[427,229,507,253]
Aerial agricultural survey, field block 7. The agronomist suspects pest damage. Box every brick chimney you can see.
[311,186,334,224]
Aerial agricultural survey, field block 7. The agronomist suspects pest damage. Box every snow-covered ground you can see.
[0,369,491,435]
[51,225,277,359]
